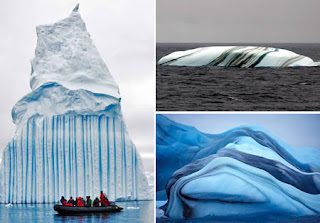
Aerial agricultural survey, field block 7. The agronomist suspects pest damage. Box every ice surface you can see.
[158,46,320,67]
[156,115,320,218]
[30,7,119,98]
[0,6,152,204]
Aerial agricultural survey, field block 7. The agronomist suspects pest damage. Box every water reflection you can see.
[0,201,153,223]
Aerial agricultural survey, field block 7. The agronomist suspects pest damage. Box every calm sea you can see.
[156,43,320,111]
[0,201,153,223]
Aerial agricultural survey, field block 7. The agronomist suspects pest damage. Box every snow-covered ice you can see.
[0,5,152,204]
[156,115,320,219]
[158,46,320,67]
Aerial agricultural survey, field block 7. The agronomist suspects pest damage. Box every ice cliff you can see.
[156,115,320,219]
[0,5,152,203]
[158,46,320,67]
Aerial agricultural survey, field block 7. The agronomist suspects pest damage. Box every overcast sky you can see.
[0,0,154,172]
[157,0,320,43]
[162,114,320,150]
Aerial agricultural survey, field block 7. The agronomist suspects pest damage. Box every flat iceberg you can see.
[156,115,320,219]
[158,46,320,67]
[0,5,152,204]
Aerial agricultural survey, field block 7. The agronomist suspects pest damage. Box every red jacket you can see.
[100,193,106,199]
[62,201,73,206]
[77,197,85,207]
[100,193,109,206]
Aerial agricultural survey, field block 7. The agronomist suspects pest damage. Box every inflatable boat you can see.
[54,204,123,214]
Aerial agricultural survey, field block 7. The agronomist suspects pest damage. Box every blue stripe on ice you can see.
[46,118,49,202]
[85,116,89,195]
[4,150,6,201]
[11,140,16,203]
[8,143,11,203]
[135,145,138,200]
[122,122,127,198]
[31,119,36,203]
[121,122,124,196]
[25,120,29,203]
[89,116,94,196]
[20,130,23,202]
[63,116,66,196]
[42,119,45,202]
[74,116,78,196]
[81,116,86,195]
[98,115,102,191]
[55,117,59,200]
[113,117,117,199]
[107,116,110,196]
[14,139,18,203]
[68,117,71,196]
[51,117,55,201]
[131,143,133,197]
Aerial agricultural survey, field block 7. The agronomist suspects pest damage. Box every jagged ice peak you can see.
[30,4,120,99]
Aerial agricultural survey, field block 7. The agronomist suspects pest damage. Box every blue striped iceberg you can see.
[156,115,320,219]
[158,46,320,67]
[0,5,152,204]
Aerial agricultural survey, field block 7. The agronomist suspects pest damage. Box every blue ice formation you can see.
[156,115,320,219]
[0,6,151,204]
[158,46,320,67]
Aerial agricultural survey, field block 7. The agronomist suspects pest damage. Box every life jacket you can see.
[100,193,106,199]
[100,197,109,207]
[64,202,73,206]
[93,198,100,207]
[60,198,67,205]
[77,197,85,207]
[86,198,92,207]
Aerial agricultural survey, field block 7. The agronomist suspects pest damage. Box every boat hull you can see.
[53,204,123,214]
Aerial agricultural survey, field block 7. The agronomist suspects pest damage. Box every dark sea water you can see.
[156,43,320,111]
[0,201,153,223]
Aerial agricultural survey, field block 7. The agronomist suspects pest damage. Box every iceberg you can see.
[158,46,320,67]
[156,115,320,219]
[0,5,152,204]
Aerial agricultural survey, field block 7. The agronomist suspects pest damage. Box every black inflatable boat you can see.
[54,204,123,214]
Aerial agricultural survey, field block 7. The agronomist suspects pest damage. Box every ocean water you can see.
[0,201,153,223]
[156,43,320,111]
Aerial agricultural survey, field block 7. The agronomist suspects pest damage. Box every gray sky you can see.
[157,0,320,43]
[0,0,154,172]
[163,114,320,150]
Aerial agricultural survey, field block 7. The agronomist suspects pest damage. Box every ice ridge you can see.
[156,115,320,218]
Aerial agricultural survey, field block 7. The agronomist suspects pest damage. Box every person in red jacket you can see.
[60,196,73,206]
[77,197,85,207]
[100,191,109,207]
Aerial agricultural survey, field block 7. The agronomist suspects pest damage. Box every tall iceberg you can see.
[158,46,320,67]
[0,5,152,204]
[156,115,320,219]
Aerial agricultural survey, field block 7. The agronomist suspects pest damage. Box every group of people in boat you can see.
[60,191,110,207]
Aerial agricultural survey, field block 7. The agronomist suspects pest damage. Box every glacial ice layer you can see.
[158,46,320,67]
[156,115,320,219]
[0,6,151,203]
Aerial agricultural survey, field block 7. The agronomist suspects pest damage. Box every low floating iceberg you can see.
[156,115,320,219]
[158,46,320,67]
[0,5,152,204]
